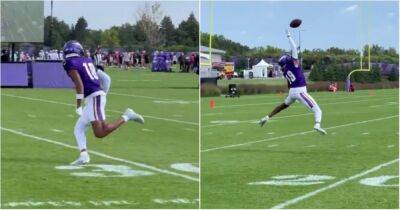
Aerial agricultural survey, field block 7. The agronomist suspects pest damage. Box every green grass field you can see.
[201,88,399,209]
[1,67,199,208]
[217,76,315,87]
[217,77,290,86]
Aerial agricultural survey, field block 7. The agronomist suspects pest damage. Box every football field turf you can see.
[201,88,399,209]
[1,67,199,208]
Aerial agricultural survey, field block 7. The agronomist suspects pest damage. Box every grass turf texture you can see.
[217,77,292,86]
[1,67,199,208]
[201,88,399,208]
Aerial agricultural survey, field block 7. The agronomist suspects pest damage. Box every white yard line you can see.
[270,158,399,209]
[1,127,199,182]
[201,115,398,152]
[202,113,313,128]
[109,92,197,103]
[2,94,197,126]
[209,94,397,109]
[202,97,396,128]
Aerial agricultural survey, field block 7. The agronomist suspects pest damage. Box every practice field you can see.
[201,88,399,209]
[1,67,199,208]
[217,75,314,87]
[218,77,290,86]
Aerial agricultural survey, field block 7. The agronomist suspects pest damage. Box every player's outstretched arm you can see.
[67,69,84,115]
[285,29,298,59]
[97,70,111,93]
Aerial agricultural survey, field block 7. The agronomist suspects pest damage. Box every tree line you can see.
[45,3,198,52]
[201,32,399,70]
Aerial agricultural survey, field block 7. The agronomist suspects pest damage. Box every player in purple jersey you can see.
[63,40,145,165]
[258,30,326,134]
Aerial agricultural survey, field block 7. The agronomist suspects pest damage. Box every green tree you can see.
[135,2,163,49]
[115,24,137,49]
[160,16,176,46]
[71,17,88,44]
[101,28,120,48]
[44,16,70,48]
[177,13,198,47]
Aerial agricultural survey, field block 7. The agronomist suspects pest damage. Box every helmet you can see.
[278,54,291,67]
[63,40,84,58]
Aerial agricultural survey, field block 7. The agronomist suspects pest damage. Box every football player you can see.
[258,30,327,134]
[63,40,145,165]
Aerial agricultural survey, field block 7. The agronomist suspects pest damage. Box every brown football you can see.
[290,19,302,28]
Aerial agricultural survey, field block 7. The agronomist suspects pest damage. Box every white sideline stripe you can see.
[210,94,397,109]
[270,158,399,209]
[2,94,197,125]
[202,115,398,152]
[1,127,199,182]
[202,97,396,128]
[109,92,198,103]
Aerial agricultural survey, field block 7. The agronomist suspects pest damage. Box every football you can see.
[290,19,302,28]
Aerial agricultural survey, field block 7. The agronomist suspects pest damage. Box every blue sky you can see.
[44,0,198,29]
[201,1,398,51]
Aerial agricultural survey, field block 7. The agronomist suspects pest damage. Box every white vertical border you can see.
[198,0,202,208]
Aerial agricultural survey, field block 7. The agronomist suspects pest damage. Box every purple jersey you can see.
[282,57,307,88]
[63,57,102,97]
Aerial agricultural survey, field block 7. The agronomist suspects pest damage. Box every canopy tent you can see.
[243,59,273,79]
[252,59,273,69]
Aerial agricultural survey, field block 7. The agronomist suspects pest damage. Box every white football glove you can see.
[76,107,83,116]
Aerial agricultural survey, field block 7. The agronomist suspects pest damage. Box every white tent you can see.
[253,59,272,70]
[243,59,273,79]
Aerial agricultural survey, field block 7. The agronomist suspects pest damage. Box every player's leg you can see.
[90,95,144,138]
[259,95,294,127]
[71,116,90,165]
[297,91,326,134]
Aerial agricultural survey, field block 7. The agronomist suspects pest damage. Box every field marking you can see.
[203,113,313,128]
[153,100,191,105]
[1,127,199,182]
[202,95,397,116]
[51,129,64,133]
[202,97,396,128]
[359,175,399,187]
[304,145,316,148]
[387,145,394,148]
[270,158,399,209]
[202,115,398,152]
[170,163,199,174]
[250,175,335,186]
[108,92,197,103]
[3,200,139,207]
[56,164,155,177]
[369,101,398,108]
[117,79,160,82]
[207,94,397,110]
[2,94,197,126]
[268,144,278,148]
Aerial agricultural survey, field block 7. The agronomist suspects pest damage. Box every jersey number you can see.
[83,62,98,80]
[285,70,296,84]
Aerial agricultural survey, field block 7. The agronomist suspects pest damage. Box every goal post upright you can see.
[346,4,371,92]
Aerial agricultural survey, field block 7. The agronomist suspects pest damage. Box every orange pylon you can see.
[210,99,216,109]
